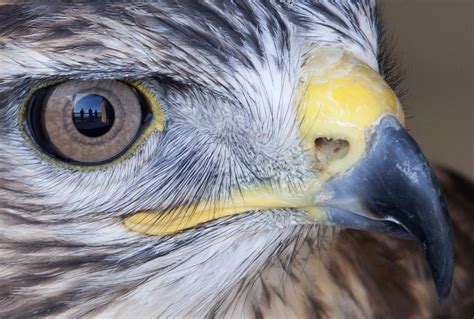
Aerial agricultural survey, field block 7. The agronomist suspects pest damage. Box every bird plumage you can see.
[0,1,472,318]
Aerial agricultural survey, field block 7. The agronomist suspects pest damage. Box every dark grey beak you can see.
[319,116,454,301]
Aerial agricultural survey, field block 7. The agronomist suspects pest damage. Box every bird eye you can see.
[25,80,154,165]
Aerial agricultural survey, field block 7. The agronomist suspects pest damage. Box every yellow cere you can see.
[123,47,405,236]
[298,47,404,176]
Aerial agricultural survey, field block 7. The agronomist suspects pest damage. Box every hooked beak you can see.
[315,116,453,301]
[123,47,454,301]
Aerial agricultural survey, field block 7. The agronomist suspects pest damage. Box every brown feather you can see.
[257,167,473,318]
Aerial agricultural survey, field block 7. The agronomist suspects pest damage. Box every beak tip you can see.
[429,195,454,303]
[434,263,453,303]
[432,239,454,303]
[321,116,455,303]
[435,268,453,303]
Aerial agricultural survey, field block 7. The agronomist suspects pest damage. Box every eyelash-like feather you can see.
[375,4,406,103]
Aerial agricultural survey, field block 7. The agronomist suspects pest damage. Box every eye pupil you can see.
[24,80,158,164]
[72,94,115,138]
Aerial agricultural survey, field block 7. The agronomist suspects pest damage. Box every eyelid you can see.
[19,78,166,171]
[124,79,166,132]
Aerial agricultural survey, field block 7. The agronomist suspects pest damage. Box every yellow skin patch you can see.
[298,47,404,176]
[123,48,405,236]
[124,181,322,236]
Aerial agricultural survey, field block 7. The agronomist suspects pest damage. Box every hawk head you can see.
[0,1,453,317]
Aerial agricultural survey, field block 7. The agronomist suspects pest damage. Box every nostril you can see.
[314,137,350,166]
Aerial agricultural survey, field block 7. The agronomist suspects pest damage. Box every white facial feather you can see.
[0,1,380,317]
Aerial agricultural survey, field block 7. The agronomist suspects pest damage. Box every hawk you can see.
[0,1,472,318]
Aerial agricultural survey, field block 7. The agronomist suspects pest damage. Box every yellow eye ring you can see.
[19,78,166,171]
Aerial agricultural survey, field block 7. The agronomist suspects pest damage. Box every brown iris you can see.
[29,80,146,164]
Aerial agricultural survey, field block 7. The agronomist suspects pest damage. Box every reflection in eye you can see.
[72,94,115,138]
[26,80,153,164]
